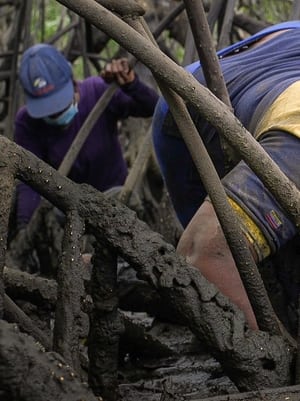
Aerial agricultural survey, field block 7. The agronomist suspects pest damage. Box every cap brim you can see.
[25,79,74,119]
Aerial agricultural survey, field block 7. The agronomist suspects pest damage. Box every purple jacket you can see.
[14,75,158,227]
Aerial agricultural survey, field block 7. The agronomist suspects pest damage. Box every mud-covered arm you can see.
[101,58,159,118]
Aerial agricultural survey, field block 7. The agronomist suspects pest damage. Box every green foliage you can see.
[27,0,294,79]
[239,0,293,23]
[162,31,185,65]
[29,1,122,80]
[31,0,70,43]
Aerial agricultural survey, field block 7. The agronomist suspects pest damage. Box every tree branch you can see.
[0,136,295,390]
[55,0,300,233]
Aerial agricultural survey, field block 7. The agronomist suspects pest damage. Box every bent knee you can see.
[177,201,224,264]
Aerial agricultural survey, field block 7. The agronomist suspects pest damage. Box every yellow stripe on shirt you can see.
[254,81,300,139]
[228,197,271,261]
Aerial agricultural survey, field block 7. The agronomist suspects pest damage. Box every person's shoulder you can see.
[16,105,29,121]
[78,76,109,99]
[15,105,44,133]
[80,75,107,89]
[15,106,39,128]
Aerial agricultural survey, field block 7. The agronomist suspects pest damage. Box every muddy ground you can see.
[1,134,300,400]
[2,257,238,401]
[3,247,300,401]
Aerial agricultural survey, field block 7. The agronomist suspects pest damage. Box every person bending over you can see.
[15,43,159,231]
[152,21,300,329]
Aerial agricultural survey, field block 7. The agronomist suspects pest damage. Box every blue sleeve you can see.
[152,97,169,155]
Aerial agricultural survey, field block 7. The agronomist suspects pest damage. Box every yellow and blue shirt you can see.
[152,21,300,258]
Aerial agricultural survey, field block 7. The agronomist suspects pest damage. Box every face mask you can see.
[43,102,78,126]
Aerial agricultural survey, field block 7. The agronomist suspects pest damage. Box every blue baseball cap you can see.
[19,44,74,118]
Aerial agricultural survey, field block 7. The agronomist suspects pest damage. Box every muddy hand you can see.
[101,58,135,85]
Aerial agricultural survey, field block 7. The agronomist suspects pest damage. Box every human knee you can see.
[177,200,226,266]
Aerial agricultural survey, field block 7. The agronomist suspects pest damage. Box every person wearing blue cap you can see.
[14,43,158,231]
[152,21,300,329]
